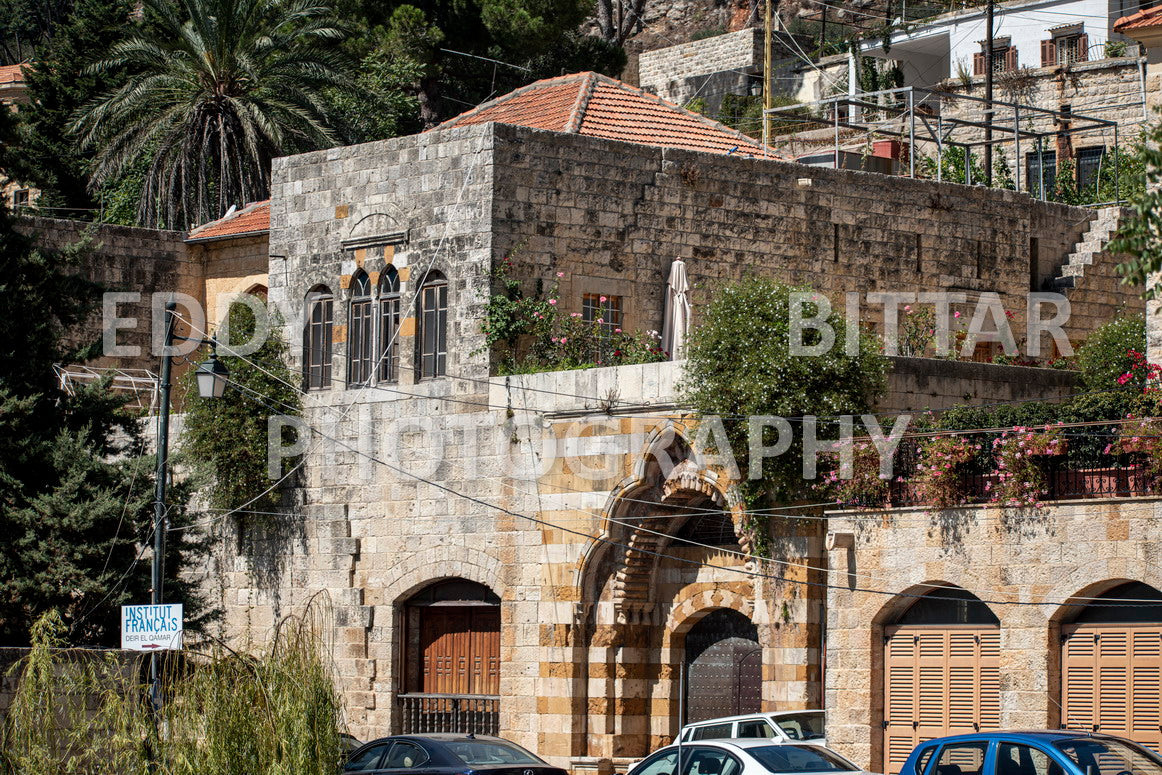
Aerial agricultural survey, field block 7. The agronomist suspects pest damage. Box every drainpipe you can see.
[1139,56,1149,121]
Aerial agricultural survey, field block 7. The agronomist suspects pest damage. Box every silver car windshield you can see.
[773,714,826,742]
[1053,739,1162,775]
[747,746,857,773]
[445,740,544,767]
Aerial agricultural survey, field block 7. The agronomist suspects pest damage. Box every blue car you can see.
[900,732,1162,775]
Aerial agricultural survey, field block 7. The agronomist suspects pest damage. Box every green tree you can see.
[0,209,212,646]
[181,301,302,516]
[73,0,350,229]
[358,0,625,129]
[1109,121,1162,294]
[680,279,888,546]
[14,0,133,216]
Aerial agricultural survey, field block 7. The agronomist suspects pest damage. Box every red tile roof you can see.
[0,63,28,85]
[186,200,270,242]
[1114,5,1162,32]
[438,72,777,157]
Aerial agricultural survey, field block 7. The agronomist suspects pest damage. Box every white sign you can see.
[121,604,183,652]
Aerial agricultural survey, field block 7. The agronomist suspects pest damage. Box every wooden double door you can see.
[419,606,500,696]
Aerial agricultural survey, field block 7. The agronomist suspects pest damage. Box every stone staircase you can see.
[1051,206,1124,290]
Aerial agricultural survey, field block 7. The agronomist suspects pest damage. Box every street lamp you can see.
[194,352,229,399]
[151,301,227,709]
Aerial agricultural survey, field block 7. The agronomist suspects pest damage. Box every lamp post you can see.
[151,301,228,709]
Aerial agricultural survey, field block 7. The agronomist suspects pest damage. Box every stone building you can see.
[0,63,36,211]
[26,69,1160,775]
[135,69,1158,775]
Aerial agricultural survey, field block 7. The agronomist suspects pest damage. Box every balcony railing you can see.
[398,693,499,736]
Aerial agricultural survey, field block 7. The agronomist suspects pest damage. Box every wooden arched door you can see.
[684,609,762,723]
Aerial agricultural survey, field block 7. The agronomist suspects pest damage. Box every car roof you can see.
[360,734,513,745]
[659,740,835,752]
[683,711,825,726]
[912,731,1131,746]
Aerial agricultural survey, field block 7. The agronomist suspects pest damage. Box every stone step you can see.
[1063,263,1088,277]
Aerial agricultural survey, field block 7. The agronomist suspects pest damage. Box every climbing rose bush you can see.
[913,435,979,510]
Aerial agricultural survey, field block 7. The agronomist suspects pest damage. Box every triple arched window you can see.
[346,267,405,388]
[302,266,446,389]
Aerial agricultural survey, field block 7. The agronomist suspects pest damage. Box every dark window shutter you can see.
[1042,38,1056,67]
[1005,47,1018,70]
[1076,33,1089,62]
[973,51,986,75]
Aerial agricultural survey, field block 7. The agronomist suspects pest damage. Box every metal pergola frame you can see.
[765,85,1121,201]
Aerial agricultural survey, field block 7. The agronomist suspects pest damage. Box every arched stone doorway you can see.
[399,578,500,735]
[1060,581,1162,749]
[881,585,1000,773]
[684,608,762,724]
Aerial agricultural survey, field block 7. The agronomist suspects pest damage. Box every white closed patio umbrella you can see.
[661,258,692,360]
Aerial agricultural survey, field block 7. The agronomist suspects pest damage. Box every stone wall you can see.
[637,28,807,115]
[16,216,195,373]
[487,122,1134,353]
[825,496,1162,770]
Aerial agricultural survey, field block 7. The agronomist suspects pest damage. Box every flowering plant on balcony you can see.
[818,440,893,507]
[913,435,980,509]
[1112,414,1162,481]
[990,426,1066,508]
[482,261,666,374]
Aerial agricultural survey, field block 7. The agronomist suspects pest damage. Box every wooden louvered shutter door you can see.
[1004,47,1018,71]
[885,628,920,775]
[1076,34,1089,62]
[1042,39,1056,66]
[1062,625,1162,751]
[973,52,986,76]
[885,627,1001,774]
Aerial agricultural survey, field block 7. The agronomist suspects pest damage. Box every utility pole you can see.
[764,0,772,146]
[984,0,995,185]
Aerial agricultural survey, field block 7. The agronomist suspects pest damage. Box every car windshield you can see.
[747,745,857,773]
[445,740,544,767]
[774,714,826,741]
[1054,739,1162,775]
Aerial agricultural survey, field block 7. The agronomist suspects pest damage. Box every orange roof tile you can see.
[438,72,776,157]
[186,200,270,242]
[1114,5,1162,32]
[0,63,28,85]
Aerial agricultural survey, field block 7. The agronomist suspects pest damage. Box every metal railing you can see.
[398,693,500,736]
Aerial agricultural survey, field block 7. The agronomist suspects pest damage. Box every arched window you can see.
[417,271,448,380]
[347,271,373,387]
[379,267,401,383]
[304,285,333,390]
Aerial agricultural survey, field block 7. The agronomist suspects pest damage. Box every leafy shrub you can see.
[1074,313,1146,390]
[913,435,979,509]
[682,277,888,515]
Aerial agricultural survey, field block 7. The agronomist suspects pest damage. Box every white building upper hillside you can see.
[862,0,1145,87]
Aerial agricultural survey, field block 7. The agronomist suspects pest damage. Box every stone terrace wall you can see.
[16,216,195,374]
[488,122,1136,352]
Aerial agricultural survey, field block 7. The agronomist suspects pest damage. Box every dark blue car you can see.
[900,731,1162,775]
[342,733,569,775]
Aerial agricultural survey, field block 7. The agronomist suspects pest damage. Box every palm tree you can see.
[73,0,347,229]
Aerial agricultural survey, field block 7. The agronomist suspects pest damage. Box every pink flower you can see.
[571,312,582,318]
[954,311,962,319]
[556,271,565,278]
[1118,373,1132,385]
[596,318,604,324]
[560,337,568,344]
[548,299,557,305]
[904,305,912,313]
[614,328,622,333]
[599,296,607,302]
